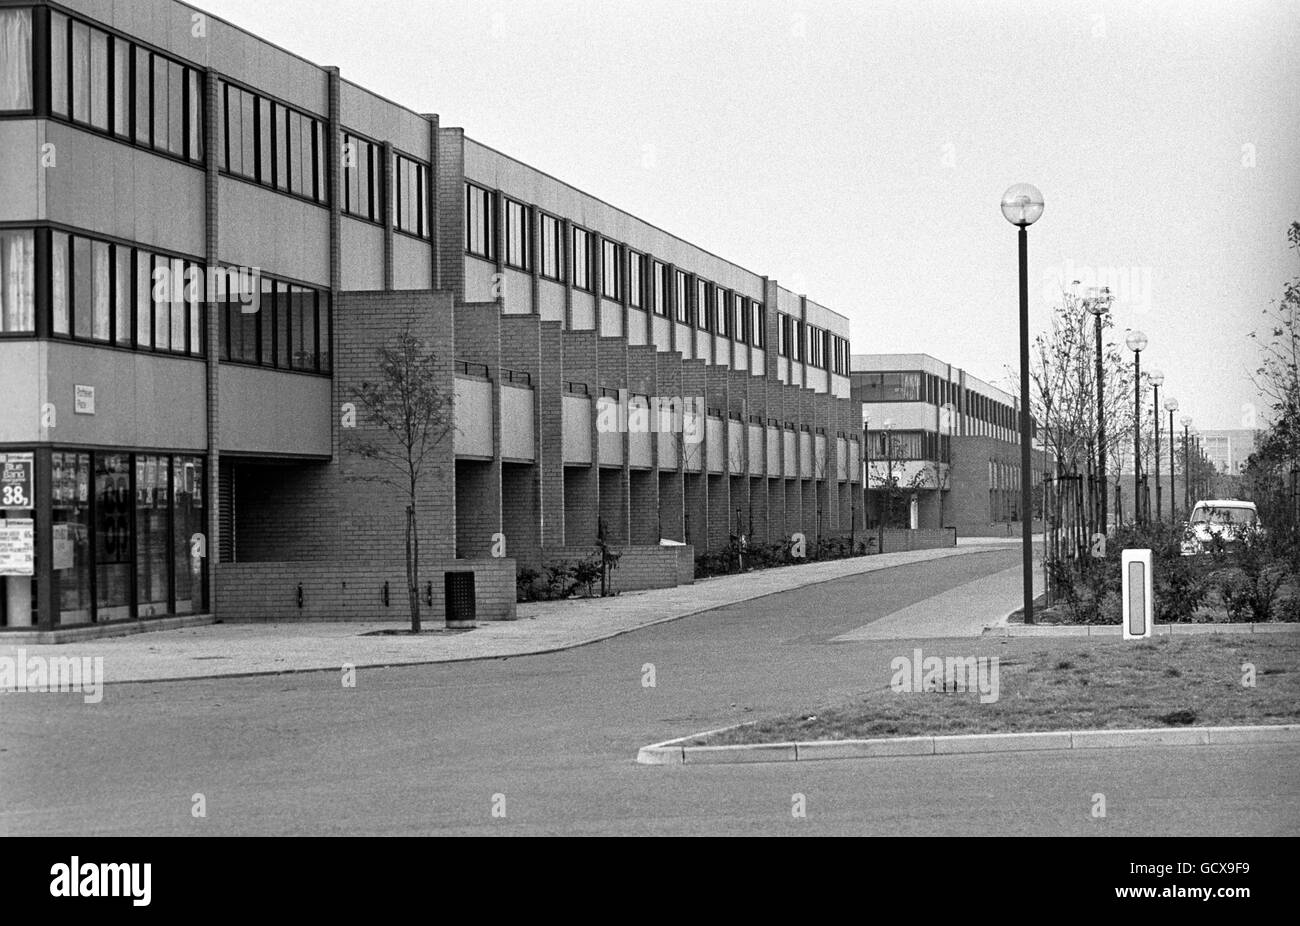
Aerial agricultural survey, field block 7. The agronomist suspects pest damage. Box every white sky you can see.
[200,0,1300,431]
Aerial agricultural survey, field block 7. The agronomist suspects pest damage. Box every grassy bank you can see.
[696,636,1300,746]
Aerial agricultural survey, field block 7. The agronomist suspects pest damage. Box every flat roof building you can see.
[0,0,864,632]
[850,353,1048,536]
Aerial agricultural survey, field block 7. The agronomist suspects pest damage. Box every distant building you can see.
[850,354,1049,537]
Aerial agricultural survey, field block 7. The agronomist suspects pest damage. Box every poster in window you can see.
[76,454,90,504]
[0,453,34,510]
[0,518,34,576]
[52,523,74,570]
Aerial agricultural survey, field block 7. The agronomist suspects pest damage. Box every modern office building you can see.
[850,353,1047,536]
[0,0,864,633]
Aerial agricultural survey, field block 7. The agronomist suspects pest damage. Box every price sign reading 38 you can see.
[1,453,35,509]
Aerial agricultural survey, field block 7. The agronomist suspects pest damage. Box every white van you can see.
[1180,499,1263,555]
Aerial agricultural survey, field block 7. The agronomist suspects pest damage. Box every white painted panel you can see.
[453,376,493,457]
[500,385,535,461]
[562,394,592,464]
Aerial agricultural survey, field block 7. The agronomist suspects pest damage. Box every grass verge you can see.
[696,636,1300,746]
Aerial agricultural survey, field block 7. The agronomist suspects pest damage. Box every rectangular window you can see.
[89,27,109,131]
[0,229,35,333]
[150,254,169,351]
[135,249,150,348]
[291,286,317,371]
[91,239,111,341]
[112,38,130,137]
[571,227,591,291]
[134,49,150,146]
[114,245,131,346]
[734,294,746,343]
[0,9,31,111]
[152,53,170,154]
[601,240,621,299]
[52,232,69,335]
[752,301,766,348]
[465,183,495,258]
[779,314,790,357]
[167,61,184,157]
[70,20,90,124]
[0,9,31,110]
[72,236,92,339]
[695,279,709,330]
[95,452,134,622]
[51,12,68,117]
[652,261,666,315]
[395,155,430,237]
[135,454,169,617]
[505,199,531,270]
[539,213,561,280]
[272,277,288,367]
[343,133,383,222]
[674,271,688,323]
[188,68,203,160]
[628,251,643,307]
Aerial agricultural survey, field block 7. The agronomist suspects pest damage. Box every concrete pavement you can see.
[0,542,1022,684]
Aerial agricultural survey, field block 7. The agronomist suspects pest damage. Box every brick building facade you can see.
[0,0,863,632]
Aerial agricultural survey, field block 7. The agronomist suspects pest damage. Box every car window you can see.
[1190,505,1257,526]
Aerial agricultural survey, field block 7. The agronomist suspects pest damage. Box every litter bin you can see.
[444,571,477,628]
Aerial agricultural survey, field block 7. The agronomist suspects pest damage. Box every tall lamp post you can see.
[1164,396,1179,521]
[1181,416,1192,512]
[1149,370,1164,522]
[1126,330,1148,525]
[1084,286,1113,532]
[1001,183,1044,625]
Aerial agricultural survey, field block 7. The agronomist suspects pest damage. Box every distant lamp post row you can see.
[1125,330,1148,524]
[1083,286,1113,531]
[1001,183,1043,625]
[1149,369,1164,524]
[1164,396,1179,521]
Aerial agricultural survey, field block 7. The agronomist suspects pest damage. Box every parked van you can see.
[1180,499,1263,555]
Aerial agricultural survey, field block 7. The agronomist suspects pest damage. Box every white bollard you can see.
[1122,548,1154,639]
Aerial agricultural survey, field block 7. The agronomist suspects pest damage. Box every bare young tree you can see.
[345,329,454,633]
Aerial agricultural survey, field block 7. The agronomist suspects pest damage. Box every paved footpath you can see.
[0,543,1028,684]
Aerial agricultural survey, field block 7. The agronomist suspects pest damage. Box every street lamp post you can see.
[1001,183,1044,625]
[1149,370,1164,523]
[1126,330,1148,525]
[1181,416,1192,512]
[1164,396,1179,521]
[881,418,895,553]
[1084,287,1113,533]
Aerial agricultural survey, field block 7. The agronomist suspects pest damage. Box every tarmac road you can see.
[2,549,1296,836]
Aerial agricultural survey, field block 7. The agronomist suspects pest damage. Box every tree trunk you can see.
[406,504,421,633]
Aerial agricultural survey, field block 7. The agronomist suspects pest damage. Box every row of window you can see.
[868,429,950,463]
[777,314,849,371]
[0,227,331,372]
[219,80,328,204]
[51,229,204,355]
[340,133,431,237]
[467,184,784,349]
[46,9,205,164]
[853,370,1018,432]
[218,274,331,373]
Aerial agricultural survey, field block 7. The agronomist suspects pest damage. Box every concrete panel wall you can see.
[46,123,205,256]
[43,342,206,450]
[218,179,329,286]
[218,366,331,457]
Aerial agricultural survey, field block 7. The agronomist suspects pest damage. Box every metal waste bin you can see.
[444,571,477,628]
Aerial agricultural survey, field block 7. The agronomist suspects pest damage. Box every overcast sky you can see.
[202,0,1299,431]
